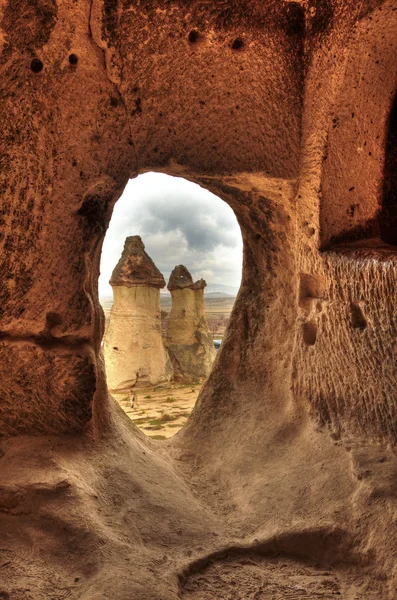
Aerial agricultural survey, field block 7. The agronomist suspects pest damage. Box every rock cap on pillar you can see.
[110,235,165,288]
[167,265,206,291]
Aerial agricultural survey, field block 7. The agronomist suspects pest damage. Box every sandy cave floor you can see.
[180,554,378,599]
[0,403,393,599]
[112,384,201,438]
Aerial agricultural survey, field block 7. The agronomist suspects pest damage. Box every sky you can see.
[98,172,243,298]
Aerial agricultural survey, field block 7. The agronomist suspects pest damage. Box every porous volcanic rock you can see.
[104,236,173,391]
[109,236,166,289]
[1,1,397,598]
[166,265,216,382]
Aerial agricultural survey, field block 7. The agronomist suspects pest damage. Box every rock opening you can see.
[188,30,200,43]
[99,173,242,438]
[299,273,326,304]
[302,321,317,346]
[350,302,367,330]
[231,38,244,50]
[30,58,43,73]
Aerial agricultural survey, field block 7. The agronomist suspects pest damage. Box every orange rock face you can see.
[1,1,397,598]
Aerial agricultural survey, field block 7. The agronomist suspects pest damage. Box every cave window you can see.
[99,173,242,439]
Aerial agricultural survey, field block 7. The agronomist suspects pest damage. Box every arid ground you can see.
[101,294,235,340]
[105,294,235,437]
[112,384,201,439]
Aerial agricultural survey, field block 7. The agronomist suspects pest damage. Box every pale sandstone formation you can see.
[1,1,397,599]
[166,265,216,382]
[104,236,173,391]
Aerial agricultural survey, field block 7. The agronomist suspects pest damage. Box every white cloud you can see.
[99,173,243,298]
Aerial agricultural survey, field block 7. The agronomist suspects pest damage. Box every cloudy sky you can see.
[98,172,243,298]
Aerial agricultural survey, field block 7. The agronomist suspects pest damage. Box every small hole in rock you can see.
[232,38,244,50]
[302,321,317,346]
[188,30,200,43]
[30,58,43,73]
[299,273,326,305]
[69,54,78,65]
[351,303,367,330]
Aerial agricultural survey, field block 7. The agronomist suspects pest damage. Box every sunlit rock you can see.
[104,236,173,392]
[166,265,216,383]
[2,1,397,597]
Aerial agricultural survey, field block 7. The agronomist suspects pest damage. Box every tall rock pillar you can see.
[166,265,216,383]
[104,236,173,393]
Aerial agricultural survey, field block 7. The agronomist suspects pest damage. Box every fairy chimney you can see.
[166,265,216,383]
[104,236,173,393]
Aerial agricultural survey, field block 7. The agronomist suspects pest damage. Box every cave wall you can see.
[1,2,397,598]
[293,0,397,442]
[0,0,304,435]
[0,0,396,449]
[0,0,135,433]
[319,1,397,247]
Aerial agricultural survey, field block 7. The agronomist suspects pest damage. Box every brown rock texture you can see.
[166,265,216,382]
[104,236,173,391]
[1,0,397,598]
[109,236,166,289]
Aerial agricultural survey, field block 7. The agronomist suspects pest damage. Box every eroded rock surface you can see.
[1,0,397,598]
[104,236,173,392]
[166,265,216,383]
